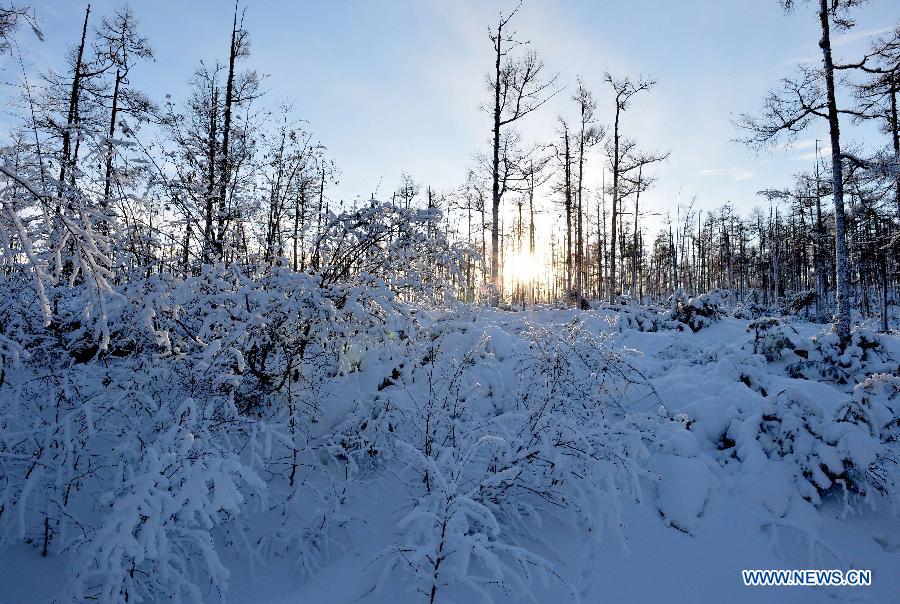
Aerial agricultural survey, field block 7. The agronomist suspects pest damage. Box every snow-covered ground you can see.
[236,309,899,603]
[1,300,898,603]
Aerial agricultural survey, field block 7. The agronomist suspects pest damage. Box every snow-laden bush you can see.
[835,373,900,509]
[378,440,563,603]
[732,388,883,508]
[561,287,592,309]
[614,304,667,332]
[747,317,805,362]
[74,397,268,603]
[669,290,726,332]
[778,288,817,317]
[844,373,900,431]
[0,160,117,348]
[314,199,469,304]
[0,344,273,602]
[0,186,473,601]
[786,328,898,386]
[732,289,768,320]
[348,314,652,602]
[0,261,426,601]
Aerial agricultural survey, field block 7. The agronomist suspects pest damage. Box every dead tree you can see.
[485,2,557,302]
[572,78,604,304]
[603,72,659,303]
[738,0,869,345]
[94,5,153,226]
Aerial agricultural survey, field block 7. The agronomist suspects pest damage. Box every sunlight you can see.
[3,1,897,600]
[505,250,537,284]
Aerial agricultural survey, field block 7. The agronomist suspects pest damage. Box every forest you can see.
[0,1,898,602]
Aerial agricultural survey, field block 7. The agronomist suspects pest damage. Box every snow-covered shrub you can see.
[786,328,898,386]
[681,339,773,397]
[606,292,632,306]
[834,374,900,509]
[747,317,805,362]
[561,287,591,309]
[705,288,733,308]
[0,340,272,602]
[0,256,429,600]
[351,314,651,602]
[615,304,667,332]
[0,160,118,350]
[379,440,562,603]
[76,397,268,603]
[315,199,468,304]
[732,289,768,320]
[646,425,712,534]
[844,373,900,430]
[732,388,883,507]
[669,290,726,332]
[779,288,817,317]
[0,276,32,375]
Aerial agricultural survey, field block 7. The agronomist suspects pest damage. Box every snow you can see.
[1,293,898,603]
[649,452,712,534]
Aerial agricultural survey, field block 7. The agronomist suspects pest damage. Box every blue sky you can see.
[3,0,898,235]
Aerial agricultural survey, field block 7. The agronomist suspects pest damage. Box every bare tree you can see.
[851,25,900,217]
[738,0,869,345]
[395,171,420,210]
[93,5,153,227]
[603,72,660,303]
[58,4,92,196]
[572,78,604,304]
[215,2,259,259]
[485,2,557,302]
[555,118,575,294]
[0,3,41,54]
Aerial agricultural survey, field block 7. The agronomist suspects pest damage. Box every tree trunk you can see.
[489,20,503,303]
[101,67,122,232]
[632,166,642,299]
[216,7,239,260]
[204,83,218,263]
[876,215,889,331]
[563,129,573,297]
[814,141,826,321]
[609,107,620,303]
[891,79,899,219]
[293,181,306,272]
[576,117,586,303]
[182,221,191,274]
[312,167,326,271]
[597,195,603,301]
[528,165,536,305]
[59,4,91,197]
[818,0,852,344]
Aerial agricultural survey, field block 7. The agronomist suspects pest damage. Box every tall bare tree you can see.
[94,5,153,226]
[603,72,659,303]
[738,0,870,344]
[58,4,91,196]
[572,78,604,304]
[555,118,575,294]
[851,24,900,217]
[485,3,557,302]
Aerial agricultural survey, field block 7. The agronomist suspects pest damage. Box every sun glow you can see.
[505,251,538,284]
[502,247,556,304]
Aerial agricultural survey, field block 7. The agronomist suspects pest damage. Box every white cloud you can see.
[779,26,892,69]
[832,26,892,47]
[790,138,819,150]
[793,146,830,161]
[698,168,756,181]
